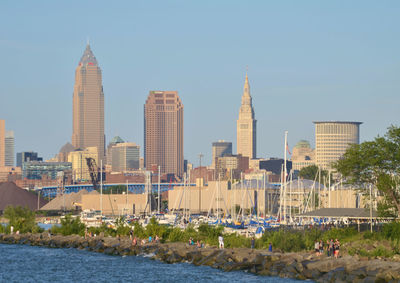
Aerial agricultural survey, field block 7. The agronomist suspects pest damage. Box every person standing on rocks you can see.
[326,240,330,257]
[319,240,324,256]
[334,239,340,259]
[329,239,334,257]
[218,235,224,249]
[314,240,320,256]
[251,237,255,249]
[268,243,272,252]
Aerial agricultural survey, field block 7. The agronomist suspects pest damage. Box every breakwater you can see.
[1,233,399,282]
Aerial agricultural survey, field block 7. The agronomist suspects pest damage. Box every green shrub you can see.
[382,222,400,242]
[3,205,43,234]
[51,214,85,236]
[168,227,185,242]
[261,230,306,252]
[197,223,223,245]
[224,233,250,248]
[132,222,146,238]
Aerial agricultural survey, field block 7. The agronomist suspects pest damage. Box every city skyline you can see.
[1,1,399,165]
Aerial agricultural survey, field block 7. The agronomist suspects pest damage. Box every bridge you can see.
[38,183,192,198]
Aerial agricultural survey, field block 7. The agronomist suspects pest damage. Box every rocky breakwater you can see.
[1,233,400,282]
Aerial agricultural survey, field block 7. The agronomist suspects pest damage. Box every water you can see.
[0,244,300,283]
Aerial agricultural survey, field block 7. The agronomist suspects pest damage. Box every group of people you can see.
[84,228,97,239]
[314,239,340,258]
[188,237,203,248]
[129,230,160,246]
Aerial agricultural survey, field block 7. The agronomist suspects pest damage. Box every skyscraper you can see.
[237,73,256,159]
[144,91,184,178]
[211,140,232,168]
[0,120,4,167]
[72,44,105,162]
[314,121,362,170]
[5,131,14,166]
[111,142,140,172]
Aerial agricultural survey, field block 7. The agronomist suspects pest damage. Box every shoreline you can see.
[1,233,400,282]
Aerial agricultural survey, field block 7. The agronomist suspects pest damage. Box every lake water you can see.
[0,244,302,282]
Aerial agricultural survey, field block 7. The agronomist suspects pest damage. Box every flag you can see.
[286,142,292,155]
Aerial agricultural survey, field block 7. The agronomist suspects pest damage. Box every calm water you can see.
[0,244,301,283]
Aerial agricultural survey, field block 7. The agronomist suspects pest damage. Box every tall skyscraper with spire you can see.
[237,73,256,159]
[72,44,105,162]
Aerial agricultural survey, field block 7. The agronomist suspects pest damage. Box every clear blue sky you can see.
[1,0,399,165]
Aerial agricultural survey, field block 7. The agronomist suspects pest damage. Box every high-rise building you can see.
[111,142,140,172]
[4,131,14,166]
[291,140,315,171]
[17,151,43,167]
[72,44,105,162]
[237,73,256,159]
[68,147,98,181]
[211,140,232,168]
[0,120,5,167]
[106,136,124,165]
[144,91,184,178]
[314,121,362,170]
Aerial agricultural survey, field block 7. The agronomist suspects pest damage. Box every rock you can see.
[166,251,183,263]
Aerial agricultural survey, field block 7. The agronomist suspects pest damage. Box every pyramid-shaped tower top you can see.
[243,73,250,97]
[79,44,98,66]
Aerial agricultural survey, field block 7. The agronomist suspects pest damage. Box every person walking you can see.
[268,243,272,252]
[251,237,255,249]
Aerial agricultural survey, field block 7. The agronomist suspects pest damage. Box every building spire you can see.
[79,42,98,66]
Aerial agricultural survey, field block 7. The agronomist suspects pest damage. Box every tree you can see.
[334,125,400,218]
[299,165,330,181]
[3,205,42,233]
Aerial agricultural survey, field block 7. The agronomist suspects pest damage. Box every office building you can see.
[237,73,256,159]
[22,161,72,180]
[215,154,249,180]
[211,140,232,168]
[0,120,5,166]
[144,91,184,178]
[17,151,42,167]
[314,121,362,170]
[68,147,98,181]
[291,140,315,171]
[4,131,14,166]
[259,158,292,176]
[57,142,76,162]
[106,136,124,165]
[111,142,140,172]
[72,44,105,162]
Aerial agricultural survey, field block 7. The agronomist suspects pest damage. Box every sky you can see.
[0,0,399,165]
